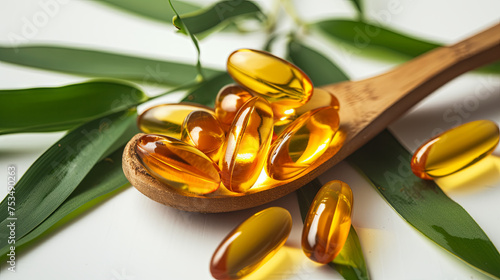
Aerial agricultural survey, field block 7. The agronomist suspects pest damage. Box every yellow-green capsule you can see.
[411,120,500,179]
[136,134,221,194]
[220,97,274,193]
[227,49,313,108]
[302,180,353,264]
[181,110,226,162]
[137,103,214,139]
[267,106,340,180]
[210,207,292,280]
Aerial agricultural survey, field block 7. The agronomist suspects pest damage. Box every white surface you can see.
[1,0,500,279]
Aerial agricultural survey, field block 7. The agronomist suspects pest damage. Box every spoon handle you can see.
[384,23,500,105]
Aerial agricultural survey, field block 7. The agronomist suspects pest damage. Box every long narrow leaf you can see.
[297,179,370,280]
[0,46,222,86]
[0,81,146,134]
[287,39,349,86]
[0,109,137,253]
[175,0,263,37]
[346,130,500,279]
[96,0,199,23]
[0,146,130,260]
[313,19,500,73]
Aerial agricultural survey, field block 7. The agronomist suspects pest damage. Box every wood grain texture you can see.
[122,23,500,213]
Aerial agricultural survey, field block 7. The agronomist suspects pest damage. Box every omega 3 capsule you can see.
[302,180,353,264]
[215,84,254,131]
[137,103,214,139]
[181,110,225,162]
[273,88,340,126]
[411,120,499,180]
[227,49,313,108]
[136,134,220,194]
[220,97,274,193]
[267,106,340,180]
[210,207,292,280]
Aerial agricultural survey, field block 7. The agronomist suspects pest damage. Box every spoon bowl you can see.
[123,23,500,213]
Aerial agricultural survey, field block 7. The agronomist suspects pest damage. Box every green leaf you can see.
[314,19,439,57]
[0,109,138,253]
[0,46,222,86]
[297,178,370,280]
[174,0,263,37]
[287,39,349,86]
[182,72,234,107]
[313,19,500,73]
[0,81,146,134]
[346,130,500,279]
[169,0,204,80]
[0,146,130,260]
[96,0,200,23]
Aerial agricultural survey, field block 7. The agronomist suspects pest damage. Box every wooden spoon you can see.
[123,23,500,213]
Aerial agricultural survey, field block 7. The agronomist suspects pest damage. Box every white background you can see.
[1,0,500,279]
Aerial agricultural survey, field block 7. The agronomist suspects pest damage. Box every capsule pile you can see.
[136,48,341,195]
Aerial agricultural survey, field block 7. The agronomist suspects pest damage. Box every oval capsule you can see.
[302,180,353,264]
[411,120,500,179]
[227,49,313,108]
[210,207,292,280]
[136,134,221,194]
[181,110,226,162]
[220,97,274,193]
[137,103,214,139]
[273,88,340,126]
[215,84,254,131]
[267,106,340,180]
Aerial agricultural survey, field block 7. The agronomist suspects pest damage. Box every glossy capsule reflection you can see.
[227,49,313,108]
[215,84,254,131]
[411,120,500,179]
[210,207,292,280]
[181,110,225,162]
[220,97,274,193]
[267,106,340,180]
[137,103,214,139]
[273,88,340,126]
[302,180,353,264]
[136,134,221,194]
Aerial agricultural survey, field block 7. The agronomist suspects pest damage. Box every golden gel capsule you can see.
[215,84,254,131]
[220,97,274,193]
[138,103,214,139]
[302,180,353,264]
[227,49,313,108]
[267,106,340,180]
[411,120,500,179]
[273,88,340,126]
[136,134,221,194]
[210,207,292,280]
[181,110,226,162]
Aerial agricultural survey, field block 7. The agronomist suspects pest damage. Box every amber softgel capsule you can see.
[210,207,292,280]
[137,103,214,139]
[227,49,313,108]
[136,134,221,194]
[411,120,499,179]
[215,84,254,131]
[302,180,353,264]
[220,96,274,193]
[273,88,340,127]
[267,106,340,180]
[181,110,226,162]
